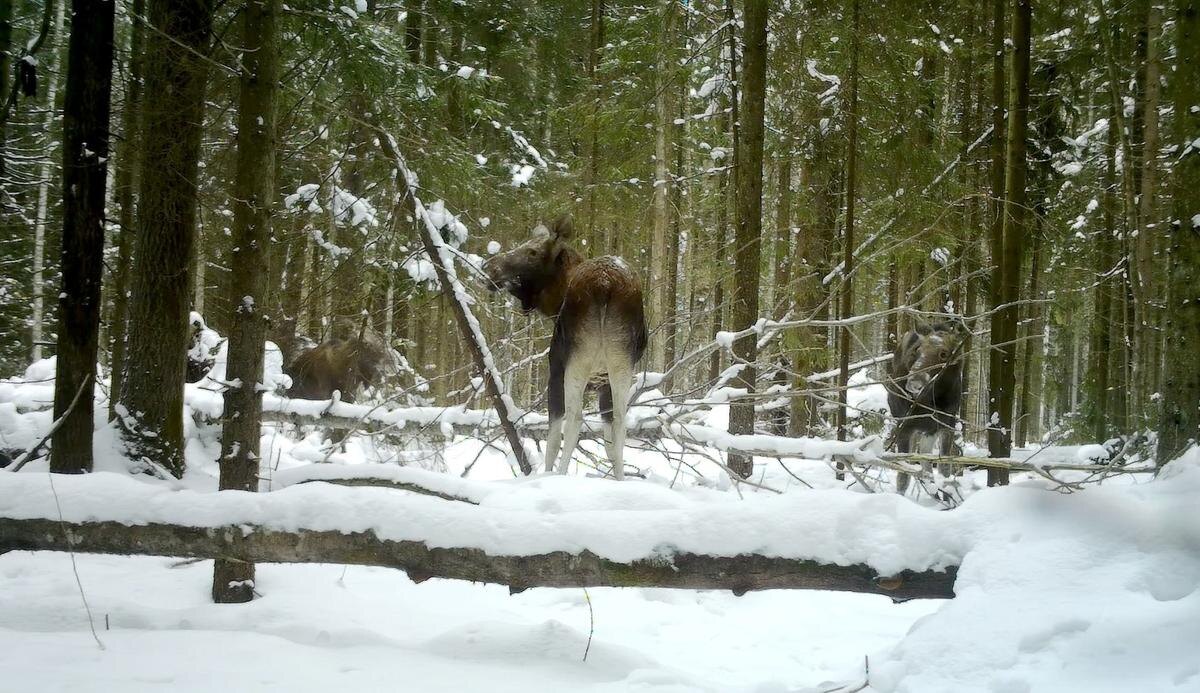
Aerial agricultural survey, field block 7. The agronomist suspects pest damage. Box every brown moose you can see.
[884,318,968,493]
[484,216,647,480]
[284,327,393,404]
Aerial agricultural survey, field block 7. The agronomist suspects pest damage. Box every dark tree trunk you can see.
[404,0,422,61]
[211,0,279,604]
[985,0,1008,480]
[108,0,146,418]
[1157,0,1199,463]
[835,0,860,472]
[117,0,213,477]
[987,0,1031,482]
[49,0,115,473]
[727,0,767,479]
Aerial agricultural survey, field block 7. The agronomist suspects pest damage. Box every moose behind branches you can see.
[484,217,647,480]
[885,319,967,494]
[285,326,393,403]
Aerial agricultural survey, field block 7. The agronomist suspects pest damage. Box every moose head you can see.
[482,217,581,317]
[900,319,968,397]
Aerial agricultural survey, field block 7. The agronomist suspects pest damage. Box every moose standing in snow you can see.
[284,326,394,404]
[885,319,968,494]
[484,217,647,480]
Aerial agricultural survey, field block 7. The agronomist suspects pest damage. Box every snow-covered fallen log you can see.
[0,472,958,599]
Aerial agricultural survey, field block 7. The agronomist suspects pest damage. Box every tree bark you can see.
[986,0,1031,482]
[404,0,422,61]
[727,0,768,479]
[212,0,279,604]
[1135,1,1163,418]
[650,0,679,371]
[835,0,860,473]
[108,0,146,418]
[29,0,65,364]
[117,0,213,477]
[48,0,115,473]
[1157,0,1199,463]
[985,0,1007,477]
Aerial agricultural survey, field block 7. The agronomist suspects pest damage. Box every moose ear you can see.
[530,223,551,241]
[551,215,574,240]
[915,321,932,335]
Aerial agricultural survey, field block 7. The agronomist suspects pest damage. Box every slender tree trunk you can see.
[0,0,13,182]
[49,0,115,473]
[1088,112,1118,443]
[212,0,278,603]
[709,6,738,386]
[835,0,860,480]
[583,0,604,247]
[30,0,65,364]
[987,0,1031,478]
[650,0,679,371]
[774,153,793,316]
[1136,1,1163,420]
[108,0,145,417]
[404,0,422,62]
[1157,0,1199,463]
[726,0,767,478]
[985,0,1008,477]
[118,0,213,477]
[1016,225,1041,447]
[665,72,686,368]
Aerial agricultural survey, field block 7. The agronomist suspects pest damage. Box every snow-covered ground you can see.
[3,361,1199,692]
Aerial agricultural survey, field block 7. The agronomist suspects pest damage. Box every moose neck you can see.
[532,247,583,318]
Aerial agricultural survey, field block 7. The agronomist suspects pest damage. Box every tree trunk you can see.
[583,0,604,248]
[650,0,679,371]
[49,0,115,473]
[117,0,213,478]
[1088,110,1119,443]
[211,0,278,604]
[835,0,860,482]
[108,0,146,417]
[1135,1,1163,422]
[29,0,65,364]
[985,0,1008,478]
[726,0,767,479]
[404,0,422,62]
[1157,0,1199,463]
[1016,224,1041,447]
[987,0,1031,479]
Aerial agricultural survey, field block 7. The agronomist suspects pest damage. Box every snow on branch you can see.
[373,125,534,475]
[0,472,958,599]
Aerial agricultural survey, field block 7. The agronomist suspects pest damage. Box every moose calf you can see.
[484,217,647,480]
[285,328,392,404]
[885,319,967,494]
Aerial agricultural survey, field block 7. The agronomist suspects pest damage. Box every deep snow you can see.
[2,361,1198,691]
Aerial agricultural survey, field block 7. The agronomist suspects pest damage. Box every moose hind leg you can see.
[544,418,563,473]
[598,380,618,465]
[555,361,589,475]
[606,367,633,481]
[895,431,912,495]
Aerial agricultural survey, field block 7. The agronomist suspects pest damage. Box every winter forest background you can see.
[0,0,1198,690]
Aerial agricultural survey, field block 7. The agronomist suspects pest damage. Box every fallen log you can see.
[0,517,956,600]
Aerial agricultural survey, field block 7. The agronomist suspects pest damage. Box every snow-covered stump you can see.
[0,518,956,600]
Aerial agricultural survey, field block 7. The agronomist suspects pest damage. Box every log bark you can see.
[0,517,957,600]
